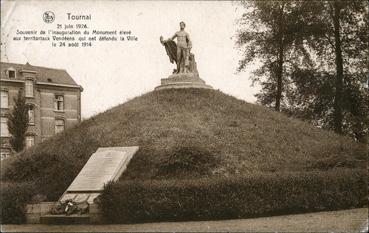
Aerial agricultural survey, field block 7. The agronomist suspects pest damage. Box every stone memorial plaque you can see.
[59,146,139,203]
[67,146,138,192]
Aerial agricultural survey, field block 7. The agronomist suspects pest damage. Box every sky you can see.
[1,0,260,118]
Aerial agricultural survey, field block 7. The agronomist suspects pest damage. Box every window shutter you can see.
[54,98,57,110]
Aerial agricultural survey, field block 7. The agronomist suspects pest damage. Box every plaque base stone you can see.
[26,202,103,224]
[40,214,90,225]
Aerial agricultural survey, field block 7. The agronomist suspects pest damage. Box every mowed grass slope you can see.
[2,88,366,200]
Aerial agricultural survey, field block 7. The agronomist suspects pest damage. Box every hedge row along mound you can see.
[100,168,367,224]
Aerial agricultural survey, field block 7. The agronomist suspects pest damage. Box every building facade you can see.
[0,62,83,159]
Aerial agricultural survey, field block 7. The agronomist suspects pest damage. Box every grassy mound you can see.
[2,89,366,198]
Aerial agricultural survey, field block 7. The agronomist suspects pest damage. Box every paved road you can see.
[2,208,368,232]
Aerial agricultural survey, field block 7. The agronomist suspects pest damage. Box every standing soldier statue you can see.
[160,21,193,74]
[156,21,213,90]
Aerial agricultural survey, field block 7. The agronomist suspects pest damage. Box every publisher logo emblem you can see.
[43,11,55,23]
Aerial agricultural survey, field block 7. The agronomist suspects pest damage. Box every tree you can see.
[309,1,367,134]
[236,1,368,142]
[8,90,29,152]
[235,1,314,111]
[287,0,368,141]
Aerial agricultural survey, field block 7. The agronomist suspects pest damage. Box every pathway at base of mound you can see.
[60,146,139,204]
[4,208,368,232]
[155,73,213,90]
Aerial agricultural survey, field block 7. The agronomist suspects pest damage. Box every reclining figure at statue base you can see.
[50,199,89,216]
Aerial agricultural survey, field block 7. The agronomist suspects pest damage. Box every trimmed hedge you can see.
[100,168,367,223]
[0,182,38,224]
[3,152,83,201]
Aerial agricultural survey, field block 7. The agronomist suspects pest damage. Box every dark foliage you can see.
[7,90,29,152]
[0,182,37,224]
[3,152,83,201]
[100,168,367,224]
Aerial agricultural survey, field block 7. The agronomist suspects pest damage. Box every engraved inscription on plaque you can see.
[66,146,138,192]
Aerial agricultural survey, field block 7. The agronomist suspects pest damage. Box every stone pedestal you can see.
[155,73,213,90]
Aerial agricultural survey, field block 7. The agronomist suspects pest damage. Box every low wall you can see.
[25,202,103,224]
[26,202,54,224]
[89,203,104,224]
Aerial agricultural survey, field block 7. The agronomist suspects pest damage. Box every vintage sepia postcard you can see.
[1,0,368,232]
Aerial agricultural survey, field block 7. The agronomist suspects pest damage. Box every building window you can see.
[1,117,10,137]
[28,105,35,124]
[54,95,64,111]
[26,135,35,148]
[8,69,16,78]
[25,80,34,97]
[1,90,9,108]
[1,149,11,160]
[55,119,65,134]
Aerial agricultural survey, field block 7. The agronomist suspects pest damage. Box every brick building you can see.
[0,62,83,159]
